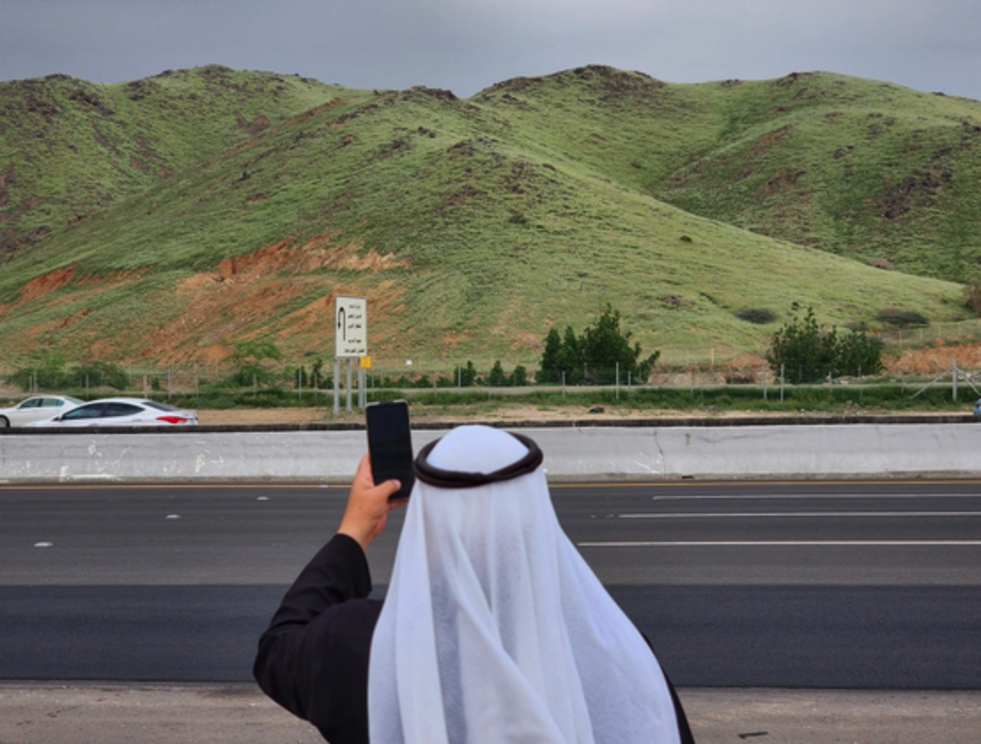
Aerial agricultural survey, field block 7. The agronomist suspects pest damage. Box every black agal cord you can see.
[413,431,543,488]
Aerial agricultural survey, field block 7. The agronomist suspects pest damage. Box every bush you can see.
[63,362,130,390]
[229,340,283,387]
[877,307,929,328]
[487,360,507,386]
[538,304,659,384]
[964,283,981,315]
[736,307,777,325]
[765,305,837,384]
[6,354,67,391]
[766,304,883,383]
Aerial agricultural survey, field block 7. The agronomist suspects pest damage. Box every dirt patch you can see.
[885,340,981,375]
[195,403,811,427]
[18,266,75,301]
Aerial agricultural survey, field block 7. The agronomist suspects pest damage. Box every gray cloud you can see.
[1,0,980,100]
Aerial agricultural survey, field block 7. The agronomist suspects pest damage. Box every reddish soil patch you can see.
[19,266,75,301]
[885,340,981,375]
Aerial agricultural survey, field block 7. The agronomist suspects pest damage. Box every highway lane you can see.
[1,480,978,688]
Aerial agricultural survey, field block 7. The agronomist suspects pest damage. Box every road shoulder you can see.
[2,682,980,743]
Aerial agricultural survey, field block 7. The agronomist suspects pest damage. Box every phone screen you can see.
[365,400,415,500]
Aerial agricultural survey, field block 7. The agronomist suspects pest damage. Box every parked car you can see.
[25,397,199,428]
[0,395,84,428]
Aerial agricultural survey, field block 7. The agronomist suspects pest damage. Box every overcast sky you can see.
[2,0,980,102]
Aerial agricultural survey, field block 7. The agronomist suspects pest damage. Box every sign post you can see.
[334,296,367,415]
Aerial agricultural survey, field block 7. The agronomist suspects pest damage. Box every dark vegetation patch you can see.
[877,307,930,327]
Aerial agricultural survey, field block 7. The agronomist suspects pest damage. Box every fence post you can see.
[346,359,353,412]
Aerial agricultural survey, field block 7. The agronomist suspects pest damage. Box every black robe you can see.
[254,533,695,744]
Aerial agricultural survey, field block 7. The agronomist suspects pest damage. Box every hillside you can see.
[0,65,976,372]
[474,67,981,281]
[0,66,352,259]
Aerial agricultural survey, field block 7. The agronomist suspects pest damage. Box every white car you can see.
[26,397,199,428]
[0,395,84,428]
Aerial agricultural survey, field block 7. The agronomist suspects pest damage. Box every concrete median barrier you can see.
[2,417,980,482]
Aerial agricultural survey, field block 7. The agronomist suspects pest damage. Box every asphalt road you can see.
[1,479,979,689]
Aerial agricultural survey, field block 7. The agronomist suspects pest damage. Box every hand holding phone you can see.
[365,400,415,501]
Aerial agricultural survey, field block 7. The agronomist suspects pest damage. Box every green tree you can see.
[766,304,882,382]
[555,326,583,383]
[7,353,67,391]
[537,328,563,383]
[579,304,659,383]
[458,361,478,387]
[766,305,835,383]
[64,361,129,390]
[310,358,325,389]
[487,360,508,386]
[230,340,283,386]
[510,364,529,387]
[537,306,659,384]
[837,329,884,377]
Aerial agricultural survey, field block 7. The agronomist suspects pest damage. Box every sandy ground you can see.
[194,404,959,427]
[193,404,791,426]
[2,683,979,744]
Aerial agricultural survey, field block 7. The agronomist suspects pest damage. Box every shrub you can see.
[735,307,777,325]
[487,360,507,386]
[766,303,883,383]
[229,340,283,387]
[964,283,981,315]
[766,305,837,383]
[537,304,659,385]
[458,361,478,387]
[877,307,929,328]
[63,362,130,390]
[6,354,68,391]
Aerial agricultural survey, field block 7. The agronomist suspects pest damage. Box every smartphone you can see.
[365,400,415,500]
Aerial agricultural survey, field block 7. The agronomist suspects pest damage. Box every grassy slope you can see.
[476,67,981,282]
[0,67,972,369]
[657,73,981,281]
[0,66,347,256]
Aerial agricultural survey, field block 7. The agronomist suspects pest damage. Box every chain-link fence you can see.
[4,343,981,406]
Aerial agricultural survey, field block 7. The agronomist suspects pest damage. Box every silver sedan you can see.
[0,395,84,428]
[26,397,199,428]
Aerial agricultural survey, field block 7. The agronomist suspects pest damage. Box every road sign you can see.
[335,296,367,358]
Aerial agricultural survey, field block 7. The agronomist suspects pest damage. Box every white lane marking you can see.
[578,540,981,547]
[619,511,981,519]
[650,493,981,501]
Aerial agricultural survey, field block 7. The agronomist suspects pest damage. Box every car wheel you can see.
[0,416,9,428]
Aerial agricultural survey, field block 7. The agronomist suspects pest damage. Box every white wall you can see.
[2,422,979,482]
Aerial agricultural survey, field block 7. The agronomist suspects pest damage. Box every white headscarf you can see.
[368,425,681,744]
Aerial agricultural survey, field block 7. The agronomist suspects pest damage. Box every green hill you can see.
[0,65,976,372]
